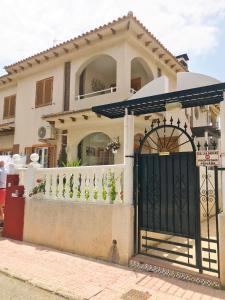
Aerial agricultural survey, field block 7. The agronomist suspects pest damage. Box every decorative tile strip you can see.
[129,260,220,289]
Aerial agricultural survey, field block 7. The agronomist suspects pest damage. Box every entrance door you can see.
[138,152,201,269]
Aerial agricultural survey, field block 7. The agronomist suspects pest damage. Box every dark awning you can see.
[92,82,225,119]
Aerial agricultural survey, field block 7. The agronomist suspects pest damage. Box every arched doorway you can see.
[131,57,154,92]
[78,132,114,166]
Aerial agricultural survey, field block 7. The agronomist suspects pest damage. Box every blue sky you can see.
[189,18,225,81]
[0,0,225,81]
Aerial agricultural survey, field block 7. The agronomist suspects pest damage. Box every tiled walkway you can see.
[0,238,225,299]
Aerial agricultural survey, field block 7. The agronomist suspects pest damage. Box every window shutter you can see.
[44,77,53,104]
[9,95,16,117]
[3,97,10,119]
[25,147,33,164]
[36,80,44,107]
[48,145,56,167]
[12,144,20,154]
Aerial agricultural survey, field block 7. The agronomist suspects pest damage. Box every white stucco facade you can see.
[0,13,219,166]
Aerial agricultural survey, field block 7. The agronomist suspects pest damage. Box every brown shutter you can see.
[25,147,33,164]
[3,97,10,119]
[48,145,56,167]
[35,80,44,107]
[44,77,53,104]
[131,77,141,91]
[12,144,20,154]
[9,95,16,117]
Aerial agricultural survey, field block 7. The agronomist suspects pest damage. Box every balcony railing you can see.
[130,88,136,94]
[76,87,117,100]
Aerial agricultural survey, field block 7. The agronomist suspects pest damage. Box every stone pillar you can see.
[218,92,225,286]
[123,110,134,205]
[116,44,131,99]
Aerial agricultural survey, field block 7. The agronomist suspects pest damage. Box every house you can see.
[0,12,220,167]
[1,12,225,284]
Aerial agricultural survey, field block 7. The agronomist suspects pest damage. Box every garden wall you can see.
[23,198,134,265]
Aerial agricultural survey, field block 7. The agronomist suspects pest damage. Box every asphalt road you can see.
[0,272,66,300]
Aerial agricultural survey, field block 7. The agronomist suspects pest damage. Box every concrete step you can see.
[129,254,220,289]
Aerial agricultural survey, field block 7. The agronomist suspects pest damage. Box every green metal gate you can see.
[135,118,220,276]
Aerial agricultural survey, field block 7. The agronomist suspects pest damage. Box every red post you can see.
[3,175,25,241]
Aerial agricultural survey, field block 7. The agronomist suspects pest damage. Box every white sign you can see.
[196,150,220,167]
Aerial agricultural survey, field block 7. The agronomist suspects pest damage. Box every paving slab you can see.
[0,238,224,299]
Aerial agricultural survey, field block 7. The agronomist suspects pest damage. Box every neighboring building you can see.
[0,12,219,166]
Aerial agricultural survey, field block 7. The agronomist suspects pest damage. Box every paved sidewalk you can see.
[0,238,225,300]
[0,272,64,299]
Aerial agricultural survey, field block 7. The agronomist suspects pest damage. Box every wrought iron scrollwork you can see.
[139,118,195,154]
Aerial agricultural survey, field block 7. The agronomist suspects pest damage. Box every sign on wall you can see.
[196,150,220,167]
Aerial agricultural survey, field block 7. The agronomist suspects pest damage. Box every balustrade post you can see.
[123,109,134,205]
[24,153,42,197]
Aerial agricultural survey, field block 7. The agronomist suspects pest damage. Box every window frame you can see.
[3,94,16,119]
[35,77,53,108]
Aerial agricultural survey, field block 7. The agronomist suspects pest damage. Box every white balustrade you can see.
[31,164,125,203]
[75,87,117,100]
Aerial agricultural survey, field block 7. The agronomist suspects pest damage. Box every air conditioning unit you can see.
[38,125,56,140]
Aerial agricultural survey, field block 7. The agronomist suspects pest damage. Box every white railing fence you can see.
[75,86,117,100]
[33,164,124,203]
[12,154,126,204]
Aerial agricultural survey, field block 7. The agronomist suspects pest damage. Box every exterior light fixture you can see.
[165,102,182,112]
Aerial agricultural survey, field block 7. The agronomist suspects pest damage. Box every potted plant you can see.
[106,137,120,154]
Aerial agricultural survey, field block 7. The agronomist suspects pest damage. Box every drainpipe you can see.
[218,92,225,286]
[123,108,134,205]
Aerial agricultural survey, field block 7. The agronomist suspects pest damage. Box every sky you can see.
[0,0,225,80]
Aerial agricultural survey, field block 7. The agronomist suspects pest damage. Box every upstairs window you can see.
[3,95,16,119]
[35,77,53,107]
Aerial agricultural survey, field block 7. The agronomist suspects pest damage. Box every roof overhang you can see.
[92,82,225,119]
[0,12,186,88]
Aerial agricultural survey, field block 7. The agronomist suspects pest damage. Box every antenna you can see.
[53,38,63,46]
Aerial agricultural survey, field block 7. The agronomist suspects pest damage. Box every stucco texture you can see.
[23,198,134,265]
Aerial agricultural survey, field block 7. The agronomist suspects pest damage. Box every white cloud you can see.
[0,0,225,74]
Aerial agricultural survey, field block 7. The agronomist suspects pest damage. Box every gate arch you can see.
[138,118,195,154]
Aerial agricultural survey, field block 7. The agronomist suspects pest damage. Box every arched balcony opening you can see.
[130,57,154,94]
[76,55,117,100]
